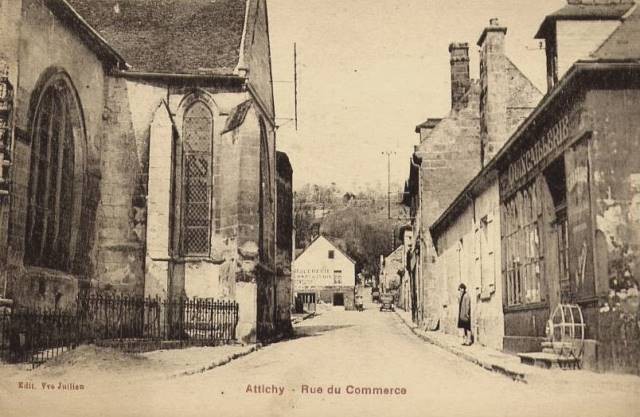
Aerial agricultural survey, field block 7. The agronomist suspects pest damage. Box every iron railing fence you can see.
[78,294,239,343]
[0,294,239,367]
[0,308,79,365]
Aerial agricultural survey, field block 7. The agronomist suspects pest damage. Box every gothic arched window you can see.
[258,118,271,262]
[181,101,213,256]
[25,74,83,271]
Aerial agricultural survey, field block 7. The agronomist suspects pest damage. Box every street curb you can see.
[394,311,528,383]
[171,344,262,378]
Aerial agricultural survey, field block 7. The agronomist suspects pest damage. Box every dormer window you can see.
[535,2,633,91]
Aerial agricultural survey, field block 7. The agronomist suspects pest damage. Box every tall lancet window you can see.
[258,118,270,262]
[181,101,213,256]
[25,75,81,272]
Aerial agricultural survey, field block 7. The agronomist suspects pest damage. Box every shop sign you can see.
[501,114,571,195]
[293,268,333,286]
[566,139,596,298]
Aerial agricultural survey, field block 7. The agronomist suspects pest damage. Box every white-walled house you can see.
[292,236,356,311]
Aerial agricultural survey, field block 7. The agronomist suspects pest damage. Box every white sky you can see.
[269,0,566,191]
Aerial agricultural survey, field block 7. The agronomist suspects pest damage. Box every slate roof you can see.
[66,0,247,74]
[42,0,127,67]
[535,2,634,38]
[295,235,356,265]
[592,4,640,60]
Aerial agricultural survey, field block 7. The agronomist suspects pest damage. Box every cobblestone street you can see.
[2,303,639,417]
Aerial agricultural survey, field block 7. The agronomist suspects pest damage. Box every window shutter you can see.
[487,215,496,290]
[474,226,482,292]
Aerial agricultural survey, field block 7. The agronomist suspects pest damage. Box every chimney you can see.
[449,43,470,111]
[415,118,442,143]
[477,18,508,167]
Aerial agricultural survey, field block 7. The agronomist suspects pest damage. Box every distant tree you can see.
[295,183,406,270]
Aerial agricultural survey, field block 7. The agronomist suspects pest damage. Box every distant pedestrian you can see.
[457,283,473,346]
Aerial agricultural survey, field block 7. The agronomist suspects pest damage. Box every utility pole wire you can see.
[381,150,396,220]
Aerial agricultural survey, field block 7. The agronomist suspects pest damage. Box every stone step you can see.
[517,352,580,370]
[540,341,574,350]
[541,347,576,355]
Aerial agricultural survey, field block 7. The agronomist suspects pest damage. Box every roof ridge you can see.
[234,0,251,75]
[591,2,639,58]
[66,0,248,75]
[46,0,127,68]
[294,235,356,265]
[504,56,544,97]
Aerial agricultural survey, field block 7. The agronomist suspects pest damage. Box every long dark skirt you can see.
[457,318,471,331]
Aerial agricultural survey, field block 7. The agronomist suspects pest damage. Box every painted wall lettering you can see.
[501,115,571,195]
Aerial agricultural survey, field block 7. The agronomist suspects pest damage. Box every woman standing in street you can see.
[458,283,473,345]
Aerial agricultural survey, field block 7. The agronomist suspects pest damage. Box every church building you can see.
[0,0,291,343]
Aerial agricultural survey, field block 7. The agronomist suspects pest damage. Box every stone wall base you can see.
[503,335,545,354]
[236,282,257,344]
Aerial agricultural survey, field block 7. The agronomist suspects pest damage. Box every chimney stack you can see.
[449,42,470,111]
[477,18,508,167]
[478,18,507,56]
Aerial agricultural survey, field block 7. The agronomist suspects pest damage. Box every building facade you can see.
[292,236,356,311]
[430,180,503,350]
[381,229,414,312]
[276,151,294,337]
[381,247,402,299]
[0,0,292,344]
[404,19,541,334]
[426,1,640,373]
[496,15,640,371]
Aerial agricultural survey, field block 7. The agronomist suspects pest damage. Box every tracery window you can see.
[181,101,213,256]
[25,75,80,271]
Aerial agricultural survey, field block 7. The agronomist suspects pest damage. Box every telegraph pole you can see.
[381,150,396,219]
[294,42,298,131]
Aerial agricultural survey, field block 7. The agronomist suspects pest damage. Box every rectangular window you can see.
[328,250,335,259]
[502,182,543,306]
[333,270,342,284]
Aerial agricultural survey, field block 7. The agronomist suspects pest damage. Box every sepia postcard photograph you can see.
[0,0,639,416]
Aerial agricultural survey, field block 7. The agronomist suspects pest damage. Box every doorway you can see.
[333,293,344,306]
[296,293,316,313]
[545,156,570,303]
